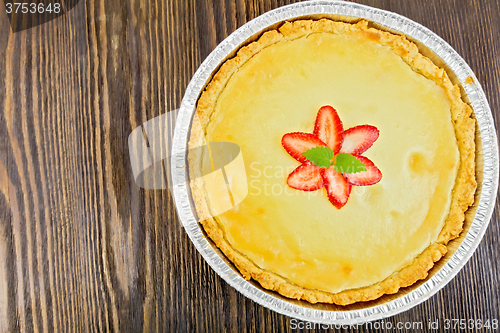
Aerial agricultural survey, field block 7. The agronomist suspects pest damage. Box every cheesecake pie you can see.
[188,19,476,305]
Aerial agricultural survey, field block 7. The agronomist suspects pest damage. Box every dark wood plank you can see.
[0,0,498,332]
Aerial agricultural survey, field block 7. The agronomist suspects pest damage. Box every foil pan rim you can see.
[171,0,499,324]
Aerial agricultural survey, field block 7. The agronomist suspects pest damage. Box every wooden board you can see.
[0,0,499,332]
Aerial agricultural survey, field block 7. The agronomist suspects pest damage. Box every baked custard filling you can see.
[202,31,460,293]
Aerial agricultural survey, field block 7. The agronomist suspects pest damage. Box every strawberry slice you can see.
[313,105,343,153]
[339,125,379,155]
[287,164,324,191]
[344,155,382,186]
[282,132,327,163]
[322,166,352,209]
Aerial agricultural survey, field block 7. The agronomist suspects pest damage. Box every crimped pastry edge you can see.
[188,19,477,305]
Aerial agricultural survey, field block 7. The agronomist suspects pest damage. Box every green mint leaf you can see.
[302,146,334,168]
[333,153,367,174]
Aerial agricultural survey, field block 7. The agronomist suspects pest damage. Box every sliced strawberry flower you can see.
[343,155,382,186]
[339,125,379,155]
[287,164,324,191]
[322,166,352,209]
[282,106,381,209]
[313,105,344,154]
[282,132,327,164]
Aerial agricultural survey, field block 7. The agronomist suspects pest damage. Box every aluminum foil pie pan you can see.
[171,0,499,324]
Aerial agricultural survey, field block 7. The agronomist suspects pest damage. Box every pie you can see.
[188,19,476,305]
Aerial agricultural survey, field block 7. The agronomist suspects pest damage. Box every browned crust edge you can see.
[188,19,477,305]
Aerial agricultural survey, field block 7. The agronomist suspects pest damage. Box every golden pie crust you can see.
[188,19,476,305]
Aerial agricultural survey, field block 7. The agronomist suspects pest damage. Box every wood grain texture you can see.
[0,0,498,332]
